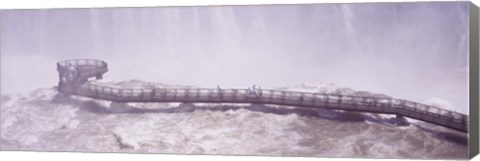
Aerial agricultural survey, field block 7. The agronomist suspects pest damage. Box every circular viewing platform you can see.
[57,59,108,92]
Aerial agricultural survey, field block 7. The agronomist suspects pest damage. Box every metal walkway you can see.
[56,59,469,132]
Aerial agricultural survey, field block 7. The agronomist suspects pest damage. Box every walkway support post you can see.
[396,114,404,119]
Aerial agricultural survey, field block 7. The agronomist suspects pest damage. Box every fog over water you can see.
[0,3,469,112]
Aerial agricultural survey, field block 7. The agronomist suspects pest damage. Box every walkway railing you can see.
[56,59,469,132]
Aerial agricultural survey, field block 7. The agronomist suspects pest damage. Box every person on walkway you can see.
[217,85,222,95]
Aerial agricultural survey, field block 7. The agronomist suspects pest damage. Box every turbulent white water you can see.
[0,81,468,159]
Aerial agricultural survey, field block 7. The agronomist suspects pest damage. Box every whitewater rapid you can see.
[0,80,468,159]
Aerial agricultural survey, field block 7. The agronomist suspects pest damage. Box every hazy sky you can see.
[0,2,470,113]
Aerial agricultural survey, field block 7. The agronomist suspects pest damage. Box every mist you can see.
[0,2,469,113]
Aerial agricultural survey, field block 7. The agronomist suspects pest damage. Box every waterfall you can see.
[0,2,470,113]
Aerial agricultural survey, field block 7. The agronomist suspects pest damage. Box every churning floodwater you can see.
[0,80,469,159]
[0,1,471,159]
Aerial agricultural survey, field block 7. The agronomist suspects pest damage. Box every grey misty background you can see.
[0,2,469,113]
